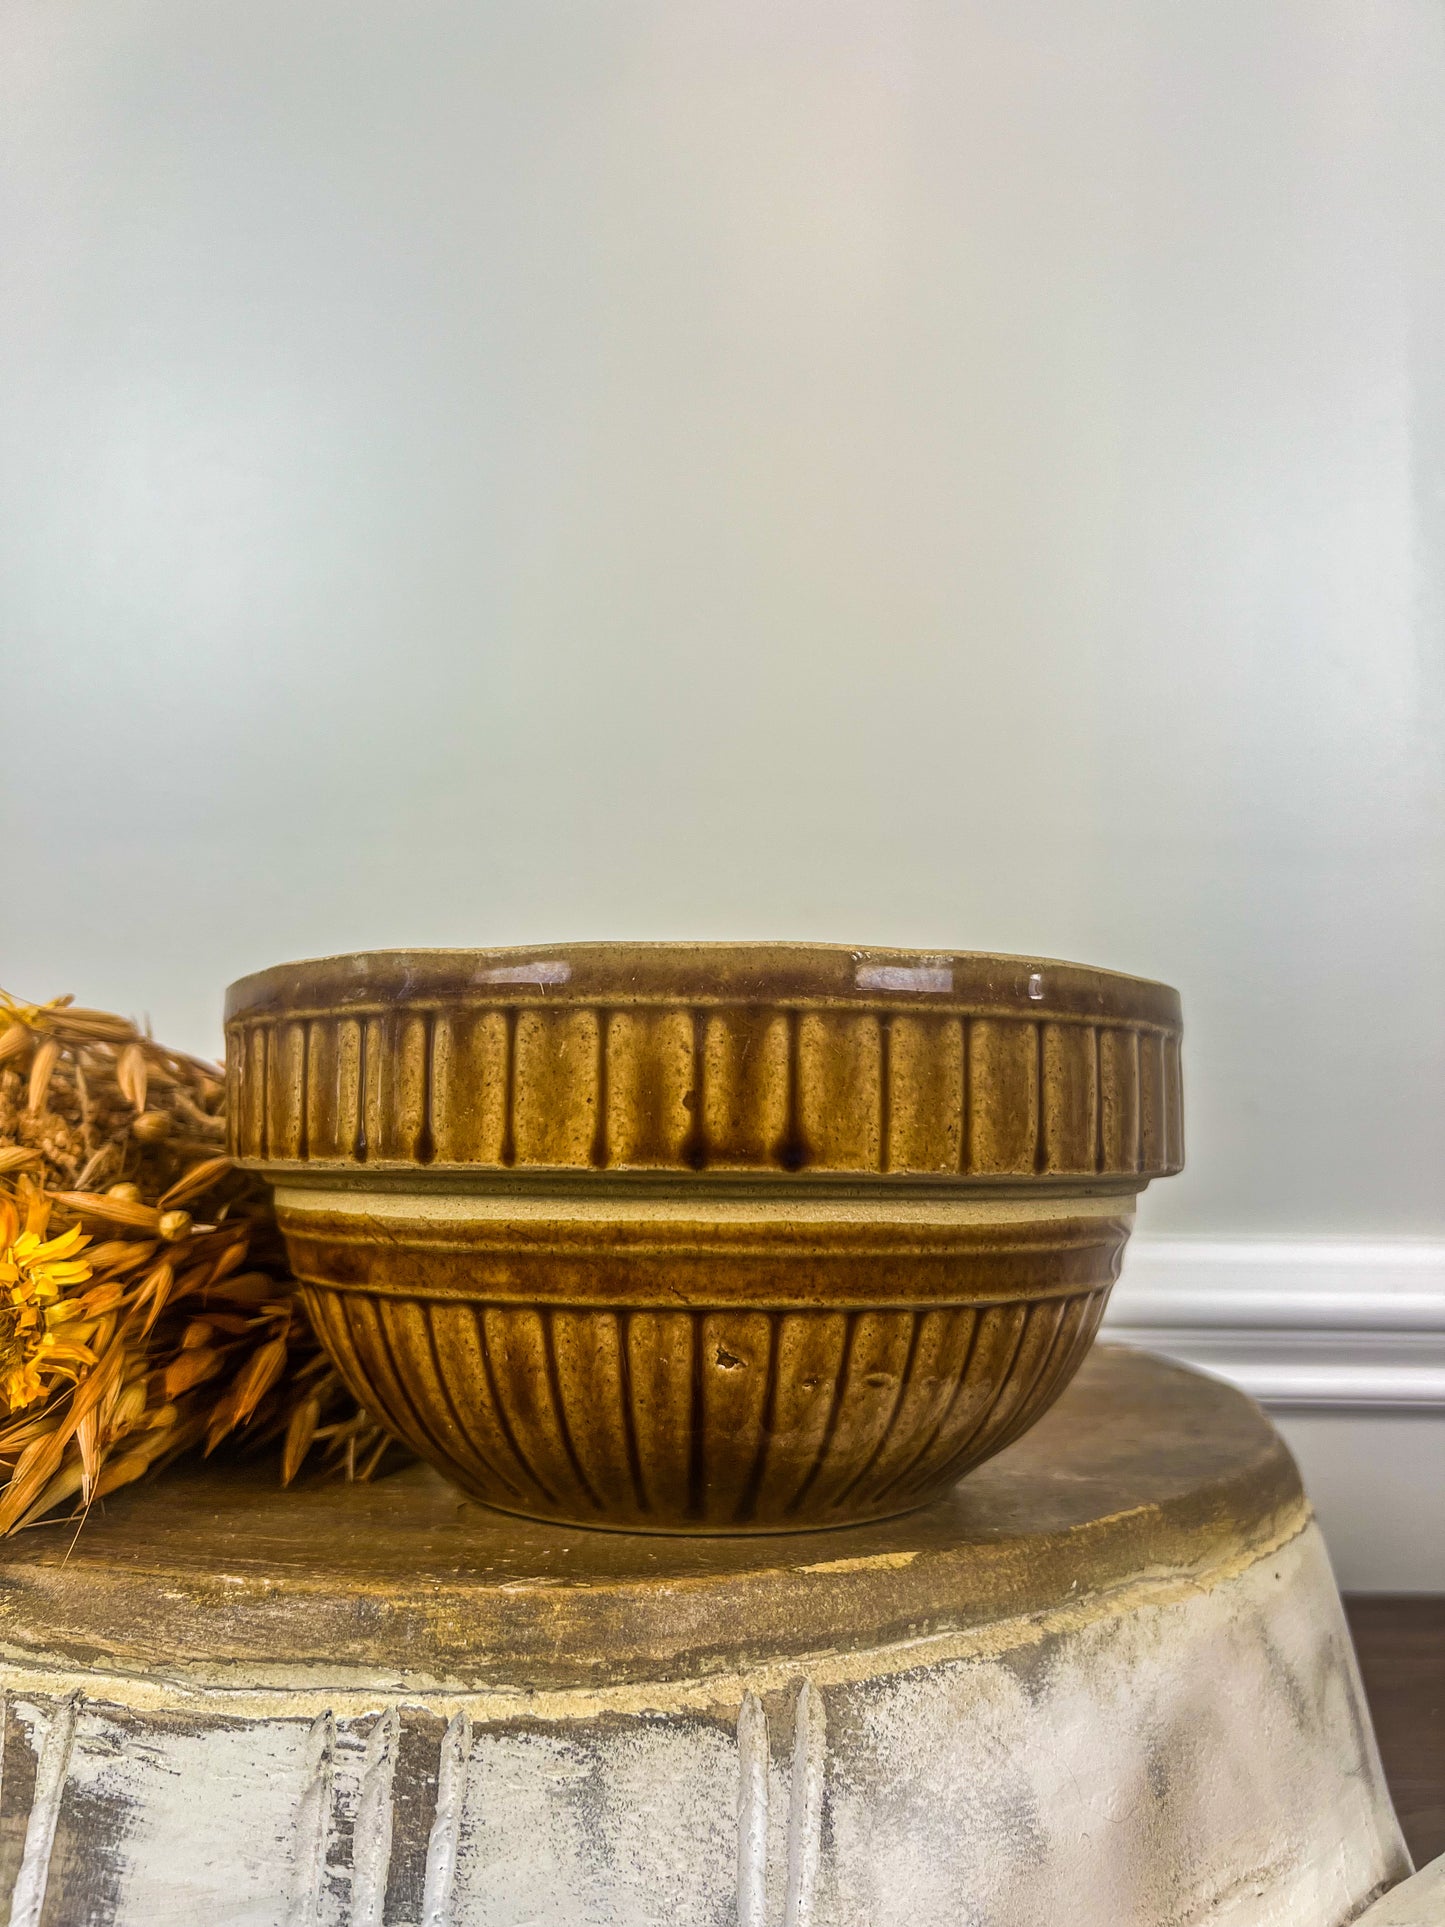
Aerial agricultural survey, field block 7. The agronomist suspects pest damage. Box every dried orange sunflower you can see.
[0,1186,99,1412]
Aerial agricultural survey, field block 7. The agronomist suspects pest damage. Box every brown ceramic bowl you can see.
[225,944,1182,1532]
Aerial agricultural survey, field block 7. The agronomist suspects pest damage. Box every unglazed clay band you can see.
[270,1173,1144,1211]
[279,1189,1132,1310]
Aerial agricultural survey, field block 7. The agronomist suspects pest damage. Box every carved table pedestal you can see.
[0,1349,1411,1926]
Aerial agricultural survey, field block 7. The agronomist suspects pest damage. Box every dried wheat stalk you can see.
[0,990,405,1531]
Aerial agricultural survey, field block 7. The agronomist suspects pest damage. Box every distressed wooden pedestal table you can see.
[0,1349,1414,1926]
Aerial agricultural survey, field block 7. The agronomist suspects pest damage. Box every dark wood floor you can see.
[1345,1595,1445,1869]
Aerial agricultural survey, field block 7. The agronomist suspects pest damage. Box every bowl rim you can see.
[225,941,1181,1029]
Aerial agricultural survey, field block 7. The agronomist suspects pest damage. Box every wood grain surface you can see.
[1346,1595,1445,1869]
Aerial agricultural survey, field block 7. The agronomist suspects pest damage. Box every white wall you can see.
[1274,1410,1445,1594]
[2,4,1443,1569]
[3,0,1442,1245]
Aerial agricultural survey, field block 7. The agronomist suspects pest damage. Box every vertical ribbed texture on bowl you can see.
[303,1287,1111,1532]
[227,945,1180,1532]
[225,945,1183,1181]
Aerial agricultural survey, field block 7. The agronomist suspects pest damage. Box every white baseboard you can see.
[1103,1238,1445,1410]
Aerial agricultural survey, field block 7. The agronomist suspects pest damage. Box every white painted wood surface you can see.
[1107,1239,1445,1409]
[0,1518,1411,1927]
[1353,1856,1445,1927]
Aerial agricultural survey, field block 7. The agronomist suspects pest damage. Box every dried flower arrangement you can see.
[0,990,402,1534]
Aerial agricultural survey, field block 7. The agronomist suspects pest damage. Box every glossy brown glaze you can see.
[224,943,1183,1180]
[287,1197,1126,1530]
[226,944,1183,1531]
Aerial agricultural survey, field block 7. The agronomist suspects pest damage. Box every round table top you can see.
[0,1348,1302,1692]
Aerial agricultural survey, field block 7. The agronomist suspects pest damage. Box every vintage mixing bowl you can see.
[225,944,1182,1531]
